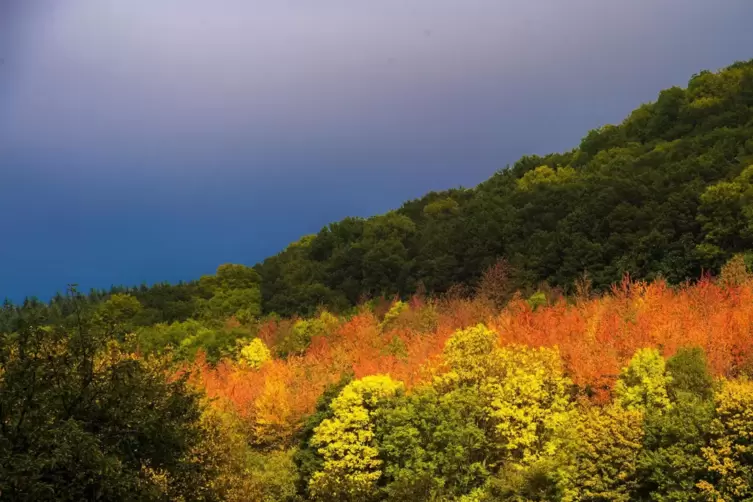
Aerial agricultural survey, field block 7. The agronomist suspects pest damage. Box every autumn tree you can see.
[557,405,645,502]
[377,385,493,500]
[308,375,404,501]
[635,348,715,501]
[615,348,672,413]
[239,338,272,369]
[698,379,753,500]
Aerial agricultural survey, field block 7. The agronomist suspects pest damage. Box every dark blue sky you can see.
[2,1,753,301]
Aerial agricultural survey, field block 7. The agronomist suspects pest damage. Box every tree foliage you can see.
[557,405,645,502]
[615,348,673,413]
[698,379,753,500]
[0,292,218,501]
[308,375,404,501]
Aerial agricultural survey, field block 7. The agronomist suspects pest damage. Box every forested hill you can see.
[7,60,753,318]
[256,59,753,315]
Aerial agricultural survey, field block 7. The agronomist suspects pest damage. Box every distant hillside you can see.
[256,59,753,315]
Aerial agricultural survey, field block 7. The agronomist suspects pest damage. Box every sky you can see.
[1,1,753,302]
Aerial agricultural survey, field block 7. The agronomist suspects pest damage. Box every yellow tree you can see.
[309,375,404,501]
[239,338,272,369]
[439,325,573,465]
[615,348,672,413]
[558,405,645,502]
[698,379,753,500]
[483,345,573,464]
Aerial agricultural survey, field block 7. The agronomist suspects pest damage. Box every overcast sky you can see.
[2,0,753,301]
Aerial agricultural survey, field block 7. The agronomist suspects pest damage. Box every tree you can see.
[197,264,263,322]
[476,258,514,309]
[239,338,272,369]
[482,345,573,465]
[558,405,645,502]
[308,375,404,501]
[636,397,713,501]
[201,287,262,322]
[698,379,753,500]
[696,166,753,268]
[440,325,573,465]
[615,348,672,413]
[719,253,752,287]
[0,293,218,501]
[666,347,714,401]
[440,323,499,384]
[377,386,493,500]
[95,293,143,339]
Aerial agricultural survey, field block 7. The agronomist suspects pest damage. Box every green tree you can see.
[377,386,493,501]
[95,293,143,339]
[666,347,714,401]
[197,264,263,322]
[696,166,753,267]
[633,347,715,502]
[636,397,713,501]
[0,293,218,501]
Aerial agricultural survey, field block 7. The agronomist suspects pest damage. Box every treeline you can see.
[257,59,753,315]
[39,262,261,326]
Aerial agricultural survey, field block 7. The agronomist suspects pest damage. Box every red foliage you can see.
[490,277,753,400]
[188,277,753,444]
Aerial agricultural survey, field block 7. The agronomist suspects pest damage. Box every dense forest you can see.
[257,59,753,316]
[3,60,753,501]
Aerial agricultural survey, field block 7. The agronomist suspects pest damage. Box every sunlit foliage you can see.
[557,405,645,502]
[615,348,673,413]
[308,375,404,501]
[698,379,753,500]
[239,338,272,369]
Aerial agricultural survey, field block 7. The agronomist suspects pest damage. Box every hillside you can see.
[17,59,753,320]
[257,59,753,315]
[3,60,753,501]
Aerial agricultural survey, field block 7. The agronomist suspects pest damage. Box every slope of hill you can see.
[257,59,753,315]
